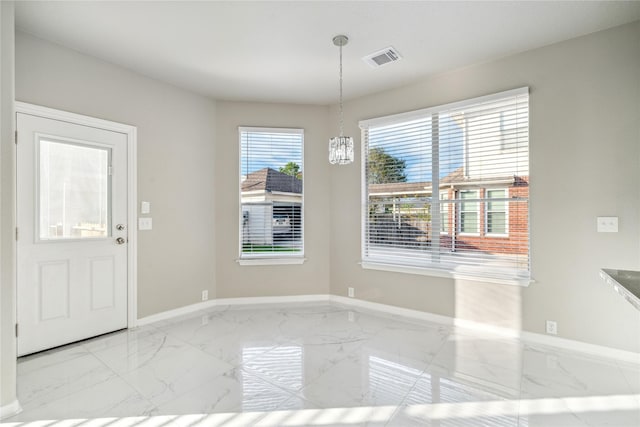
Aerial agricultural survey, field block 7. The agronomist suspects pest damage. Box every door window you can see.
[38,138,111,240]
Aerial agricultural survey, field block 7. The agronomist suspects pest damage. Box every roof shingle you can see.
[241,168,302,194]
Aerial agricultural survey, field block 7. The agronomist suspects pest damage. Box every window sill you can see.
[237,257,306,266]
[361,261,533,287]
[485,233,509,238]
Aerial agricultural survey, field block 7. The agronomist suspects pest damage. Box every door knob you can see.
[116,237,126,245]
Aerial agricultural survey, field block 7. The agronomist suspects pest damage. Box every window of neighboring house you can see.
[239,127,304,262]
[458,190,480,235]
[486,188,508,236]
[440,192,449,234]
[360,87,530,284]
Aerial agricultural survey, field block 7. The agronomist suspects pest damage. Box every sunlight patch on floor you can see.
[3,393,639,427]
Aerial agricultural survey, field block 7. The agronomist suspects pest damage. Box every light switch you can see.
[141,201,151,214]
[139,217,153,231]
[597,216,618,233]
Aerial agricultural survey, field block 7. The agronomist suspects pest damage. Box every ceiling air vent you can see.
[363,46,402,68]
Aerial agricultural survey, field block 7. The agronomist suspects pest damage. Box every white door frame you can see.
[15,102,138,329]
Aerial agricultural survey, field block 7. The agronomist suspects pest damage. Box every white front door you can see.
[17,112,129,356]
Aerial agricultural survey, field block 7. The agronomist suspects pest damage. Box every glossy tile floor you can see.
[3,303,640,426]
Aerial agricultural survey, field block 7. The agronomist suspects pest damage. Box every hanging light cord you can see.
[339,41,344,137]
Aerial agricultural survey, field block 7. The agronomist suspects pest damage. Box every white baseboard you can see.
[329,295,455,326]
[0,399,22,420]
[332,296,640,365]
[136,294,329,326]
[137,299,222,326]
[135,294,640,365]
[518,330,640,364]
[211,294,330,307]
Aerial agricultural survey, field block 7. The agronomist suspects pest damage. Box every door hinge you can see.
[15,324,18,337]
[14,130,18,144]
[108,165,113,176]
[15,227,18,241]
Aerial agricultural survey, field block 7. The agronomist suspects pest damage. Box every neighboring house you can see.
[241,167,302,246]
[439,167,529,256]
[368,167,529,256]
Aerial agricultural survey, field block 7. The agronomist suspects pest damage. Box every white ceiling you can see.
[15,1,640,105]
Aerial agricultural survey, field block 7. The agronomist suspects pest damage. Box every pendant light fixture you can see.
[328,34,354,165]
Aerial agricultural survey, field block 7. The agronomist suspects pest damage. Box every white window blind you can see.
[360,88,529,283]
[239,127,303,258]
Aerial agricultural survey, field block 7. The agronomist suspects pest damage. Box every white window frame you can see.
[485,188,509,237]
[359,87,531,286]
[458,190,480,236]
[237,126,305,266]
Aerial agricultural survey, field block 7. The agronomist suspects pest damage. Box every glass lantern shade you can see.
[328,135,354,165]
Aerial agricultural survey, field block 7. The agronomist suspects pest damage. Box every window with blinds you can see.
[360,88,529,283]
[239,127,303,258]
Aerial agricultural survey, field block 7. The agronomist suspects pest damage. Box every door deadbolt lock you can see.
[116,237,126,245]
[116,224,125,231]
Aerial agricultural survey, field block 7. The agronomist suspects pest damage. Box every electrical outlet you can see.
[546,320,557,335]
[138,217,153,231]
[202,290,209,301]
[597,216,618,233]
[348,311,355,322]
[348,287,354,298]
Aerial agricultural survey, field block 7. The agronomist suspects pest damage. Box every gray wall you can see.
[8,19,640,373]
[0,0,17,411]
[215,101,331,298]
[15,32,217,318]
[331,21,640,353]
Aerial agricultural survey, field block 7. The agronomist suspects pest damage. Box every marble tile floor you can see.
[3,302,639,426]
